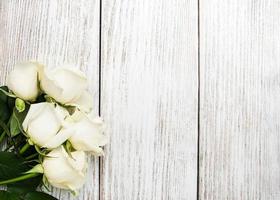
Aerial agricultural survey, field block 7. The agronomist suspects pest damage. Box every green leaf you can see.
[7,175,42,195]
[0,88,16,98]
[0,152,29,181]
[15,99,25,113]
[7,98,15,112]
[13,107,28,124]
[0,100,10,123]
[0,86,12,139]
[0,152,42,197]
[0,119,11,137]
[10,113,21,137]
[0,152,28,181]
[0,86,9,102]
[0,190,57,200]
[0,190,21,200]
[24,192,58,200]
[13,106,29,134]
[0,86,15,112]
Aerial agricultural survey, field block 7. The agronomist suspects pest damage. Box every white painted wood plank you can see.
[0,1,100,199]
[200,0,280,199]
[101,0,198,199]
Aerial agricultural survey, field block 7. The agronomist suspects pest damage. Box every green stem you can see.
[19,143,30,154]
[0,119,10,136]
[0,88,16,98]
[0,173,39,185]
[0,114,12,144]
[25,153,38,160]
[0,131,5,144]
[1,115,12,143]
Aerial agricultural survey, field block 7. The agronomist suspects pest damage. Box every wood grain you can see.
[101,0,198,199]
[0,1,100,199]
[199,0,280,199]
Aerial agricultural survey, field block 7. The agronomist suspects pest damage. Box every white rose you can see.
[69,91,93,113]
[42,146,87,191]
[7,62,40,101]
[67,111,108,156]
[22,102,73,149]
[39,67,93,112]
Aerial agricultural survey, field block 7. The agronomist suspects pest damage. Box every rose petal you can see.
[43,128,74,149]
[7,62,40,101]
[66,91,93,113]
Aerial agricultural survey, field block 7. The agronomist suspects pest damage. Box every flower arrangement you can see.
[0,62,107,199]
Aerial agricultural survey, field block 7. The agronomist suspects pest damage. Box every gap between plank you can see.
[98,0,102,199]
[196,0,201,199]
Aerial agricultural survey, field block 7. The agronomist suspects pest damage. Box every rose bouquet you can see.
[0,62,107,199]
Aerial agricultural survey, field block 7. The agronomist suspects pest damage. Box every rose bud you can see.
[42,146,87,191]
[65,110,108,156]
[22,102,72,149]
[39,67,93,112]
[7,62,41,101]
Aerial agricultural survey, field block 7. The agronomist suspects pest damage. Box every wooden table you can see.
[0,0,279,199]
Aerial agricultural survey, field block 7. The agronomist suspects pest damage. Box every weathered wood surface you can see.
[0,0,100,199]
[1,0,280,200]
[100,0,198,199]
[199,0,280,199]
